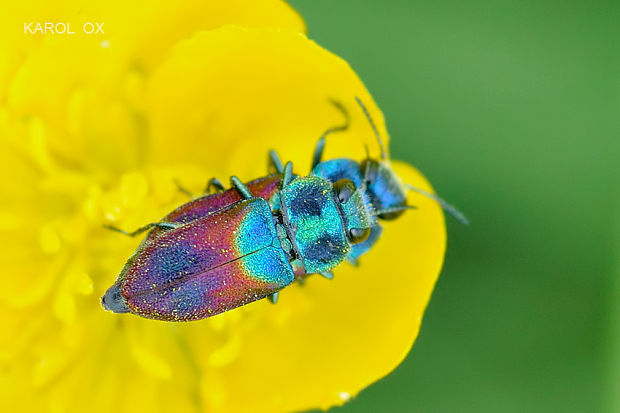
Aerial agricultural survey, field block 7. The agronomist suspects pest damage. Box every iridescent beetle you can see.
[102,98,465,321]
[102,167,377,321]
[311,98,468,264]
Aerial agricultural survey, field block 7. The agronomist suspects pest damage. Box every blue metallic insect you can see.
[101,98,465,321]
[310,97,467,265]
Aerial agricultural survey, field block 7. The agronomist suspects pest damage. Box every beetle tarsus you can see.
[205,177,225,194]
[281,162,293,188]
[319,271,334,280]
[268,292,279,304]
[103,222,177,237]
[174,178,194,199]
[345,256,359,266]
[231,176,252,199]
[269,150,284,174]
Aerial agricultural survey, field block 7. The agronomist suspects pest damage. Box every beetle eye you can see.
[349,227,370,244]
[333,179,356,204]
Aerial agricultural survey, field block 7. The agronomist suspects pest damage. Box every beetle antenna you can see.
[405,184,469,225]
[355,96,387,160]
[362,144,372,184]
[373,205,417,216]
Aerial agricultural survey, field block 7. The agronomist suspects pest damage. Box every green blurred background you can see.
[288,0,619,412]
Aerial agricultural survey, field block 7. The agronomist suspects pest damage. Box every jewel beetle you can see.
[102,164,376,321]
[101,97,465,321]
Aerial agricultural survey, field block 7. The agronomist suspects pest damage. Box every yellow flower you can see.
[0,1,446,412]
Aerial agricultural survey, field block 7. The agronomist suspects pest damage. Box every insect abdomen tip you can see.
[101,284,130,313]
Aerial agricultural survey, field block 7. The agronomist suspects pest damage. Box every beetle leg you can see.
[103,222,178,237]
[345,256,359,266]
[267,292,279,304]
[297,277,306,287]
[310,99,350,170]
[281,161,293,189]
[268,150,284,174]
[230,176,252,199]
[311,136,326,170]
[173,178,194,199]
[205,177,225,194]
[319,271,334,280]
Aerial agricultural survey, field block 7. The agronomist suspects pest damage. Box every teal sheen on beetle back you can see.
[340,187,376,235]
[280,176,349,274]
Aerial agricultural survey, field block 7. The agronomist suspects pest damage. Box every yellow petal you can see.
[1,0,304,172]
[141,26,446,412]
[147,27,380,172]
[0,6,446,413]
